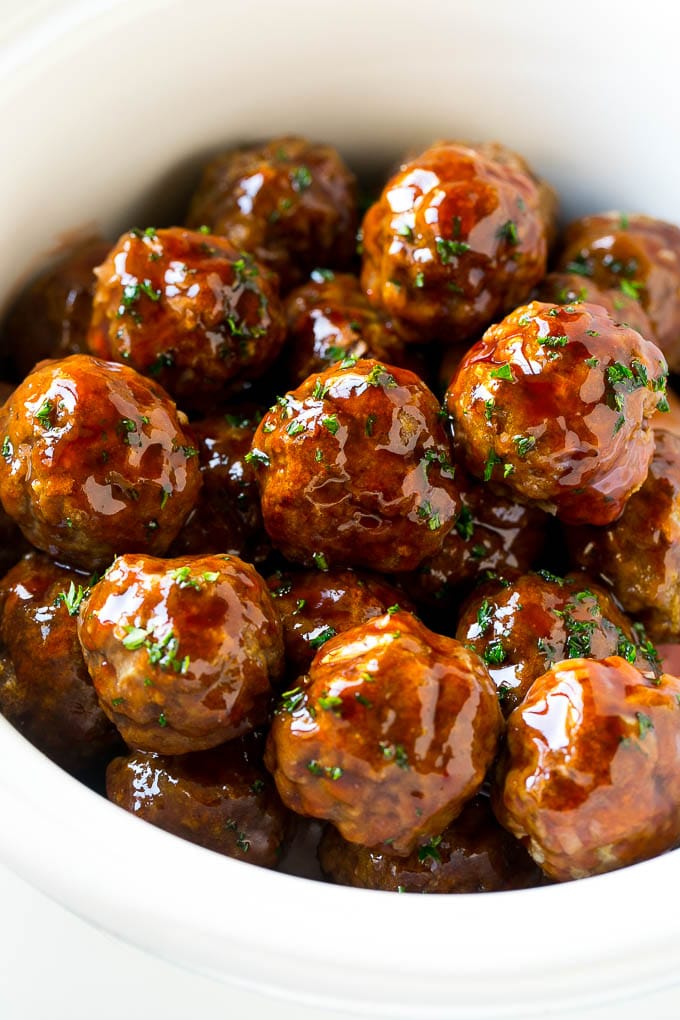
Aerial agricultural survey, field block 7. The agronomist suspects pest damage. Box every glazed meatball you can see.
[0,355,201,570]
[318,795,542,893]
[0,553,120,774]
[284,272,409,385]
[400,470,547,611]
[87,228,286,406]
[77,553,284,754]
[266,567,410,675]
[186,136,358,291]
[169,408,270,563]
[361,141,556,342]
[555,213,680,369]
[494,657,680,881]
[446,301,668,525]
[534,271,652,338]
[265,611,502,855]
[106,734,290,868]
[249,358,461,572]
[456,570,657,716]
[567,430,680,642]
[1,237,110,379]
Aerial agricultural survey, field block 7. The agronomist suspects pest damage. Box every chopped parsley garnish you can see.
[489,363,513,381]
[483,639,507,666]
[380,742,409,769]
[476,599,493,635]
[585,357,600,368]
[417,501,441,531]
[564,253,593,277]
[483,449,502,482]
[54,581,89,616]
[310,626,338,650]
[321,415,339,435]
[169,565,202,590]
[366,364,397,388]
[484,399,496,422]
[513,434,536,458]
[286,420,305,437]
[620,278,643,300]
[122,624,189,674]
[365,413,377,437]
[279,687,305,713]
[1,436,12,460]
[311,268,335,283]
[497,219,519,245]
[290,165,313,191]
[318,692,343,712]
[636,712,654,738]
[34,400,54,428]
[312,378,330,400]
[538,334,569,348]
[244,448,270,468]
[398,222,414,241]
[616,632,637,664]
[414,271,425,288]
[418,835,443,863]
[307,760,343,780]
[387,604,400,615]
[312,552,329,571]
[455,506,474,541]
[435,237,470,263]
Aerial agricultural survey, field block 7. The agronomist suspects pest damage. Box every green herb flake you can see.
[513,434,536,458]
[321,415,339,435]
[538,334,569,349]
[55,581,88,617]
[414,271,425,288]
[489,363,513,381]
[418,835,443,863]
[310,626,338,650]
[311,268,334,283]
[636,711,654,738]
[620,278,643,300]
[286,419,305,437]
[366,364,398,389]
[1,436,12,460]
[291,166,313,192]
[318,692,343,712]
[435,237,471,263]
[34,400,54,429]
[616,633,637,664]
[312,552,329,571]
[483,450,502,482]
[387,604,400,615]
[483,639,507,666]
[497,219,519,245]
[279,687,305,713]
[365,413,377,437]
[455,506,474,541]
[244,448,270,468]
[158,712,168,728]
[585,356,600,368]
[312,378,330,400]
[476,599,493,635]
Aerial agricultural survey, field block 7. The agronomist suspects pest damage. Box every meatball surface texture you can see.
[107,735,290,868]
[494,656,680,880]
[250,358,461,572]
[0,553,119,773]
[77,553,284,754]
[0,355,201,569]
[266,611,502,855]
[446,301,668,525]
[88,228,285,405]
[361,141,556,342]
[186,136,358,291]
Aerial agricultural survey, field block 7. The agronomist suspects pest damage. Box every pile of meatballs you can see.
[2,136,680,893]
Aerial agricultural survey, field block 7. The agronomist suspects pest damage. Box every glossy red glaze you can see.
[494,657,680,880]
[251,358,461,572]
[266,611,502,855]
[77,553,284,754]
[446,301,667,525]
[361,141,556,342]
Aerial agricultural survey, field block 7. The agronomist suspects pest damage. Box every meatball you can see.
[318,796,543,893]
[284,272,410,385]
[106,734,290,868]
[567,430,680,642]
[0,237,110,380]
[87,228,286,406]
[266,567,410,675]
[361,141,557,342]
[0,553,120,774]
[400,470,547,611]
[186,136,358,291]
[169,408,270,563]
[456,570,658,716]
[554,213,680,370]
[77,553,284,754]
[445,301,668,525]
[534,271,652,339]
[249,358,461,572]
[265,611,502,855]
[494,656,680,881]
[0,355,201,570]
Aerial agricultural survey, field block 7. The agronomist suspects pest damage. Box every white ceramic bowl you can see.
[1,2,680,1016]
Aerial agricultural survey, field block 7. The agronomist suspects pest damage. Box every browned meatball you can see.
[0,553,120,774]
[0,355,201,570]
[318,796,543,892]
[266,567,410,675]
[456,571,658,716]
[169,409,270,563]
[494,657,680,881]
[186,136,358,291]
[265,611,502,855]
[555,213,680,370]
[567,430,680,642]
[1,237,110,379]
[534,271,652,338]
[361,141,556,343]
[87,228,286,406]
[77,553,284,754]
[106,734,290,868]
[284,272,410,385]
[400,470,547,611]
[445,301,668,525]
[249,359,461,572]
